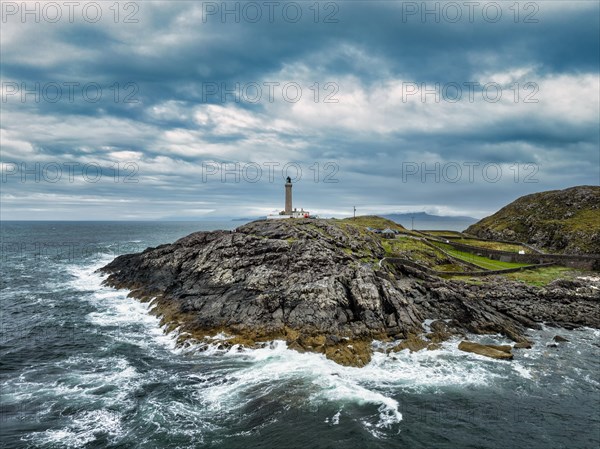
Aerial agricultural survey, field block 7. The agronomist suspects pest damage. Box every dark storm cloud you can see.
[1,1,598,220]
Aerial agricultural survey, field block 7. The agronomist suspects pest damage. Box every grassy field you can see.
[381,237,466,271]
[433,263,466,272]
[339,216,422,238]
[341,215,405,231]
[420,230,531,252]
[458,238,530,253]
[504,266,581,286]
[420,230,464,237]
[434,242,532,270]
[449,266,587,287]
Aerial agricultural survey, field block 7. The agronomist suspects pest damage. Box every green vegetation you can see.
[341,215,407,232]
[562,209,600,232]
[302,216,592,287]
[420,230,464,237]
[441,266,587,286]
[465,186,600,254]
[504,266,581,287]
[434,263,465,272]
[420,230,530,252]
[433,242,532,270]
[442,275,485,285]
[380,236,466,271]
[381,236,435,259]
[458,239,530,253]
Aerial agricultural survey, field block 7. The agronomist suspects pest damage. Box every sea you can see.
[1,221,599,449]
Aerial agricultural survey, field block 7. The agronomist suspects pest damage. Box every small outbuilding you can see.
[381,228,397,238]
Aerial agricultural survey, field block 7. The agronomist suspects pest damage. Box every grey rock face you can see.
[100,219,600,365]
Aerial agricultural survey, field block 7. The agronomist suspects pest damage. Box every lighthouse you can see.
[284,176,293,214]
[266,177,312,219]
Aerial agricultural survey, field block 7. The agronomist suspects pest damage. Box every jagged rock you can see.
[99,218,600,367]
[553,335,569,342]
[426,319,460,343]
[458,341,514,360]
[390,334,430,353]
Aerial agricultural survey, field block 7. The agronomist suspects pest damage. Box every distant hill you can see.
[383,212,478,231]
[465,186,600,255]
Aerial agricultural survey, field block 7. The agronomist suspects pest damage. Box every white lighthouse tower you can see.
[266,177,311,219]
[284,176,293,214]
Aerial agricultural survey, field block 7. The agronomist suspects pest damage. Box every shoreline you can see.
[99,218,600,367]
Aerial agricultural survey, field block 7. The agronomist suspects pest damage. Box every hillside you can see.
[465,186,600,255]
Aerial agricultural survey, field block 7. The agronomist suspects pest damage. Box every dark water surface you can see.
[1,221,599,448]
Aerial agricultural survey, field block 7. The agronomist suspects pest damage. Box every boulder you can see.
[458,341,513,360]
[390,334,429,353]
[513,341,533,349]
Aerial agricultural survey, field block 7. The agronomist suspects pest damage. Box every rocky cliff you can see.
[100,218,600,366]
[465,186,600,254]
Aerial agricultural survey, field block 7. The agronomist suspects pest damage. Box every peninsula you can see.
[100,184,600,366]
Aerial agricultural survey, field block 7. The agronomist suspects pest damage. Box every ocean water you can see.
[1,221,599,449]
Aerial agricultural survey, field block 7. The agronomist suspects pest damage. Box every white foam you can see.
[59,255,600,441]
[182,336,512,436]
[325,410,341,425]
[66,257,176,352]
[512,363,533,380]
[30,409,123,448]
[19,355,137,448]
[207,332,235,340]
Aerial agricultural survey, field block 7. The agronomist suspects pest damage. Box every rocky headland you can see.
[465,185,600,254]
[100,218,600,366]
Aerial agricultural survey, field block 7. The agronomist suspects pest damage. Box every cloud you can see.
[1,1,598,220]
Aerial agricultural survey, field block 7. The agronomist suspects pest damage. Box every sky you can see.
[1,0,599,220]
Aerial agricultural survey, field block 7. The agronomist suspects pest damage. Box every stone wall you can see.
[439,240,600,271]
[386,257,556,277]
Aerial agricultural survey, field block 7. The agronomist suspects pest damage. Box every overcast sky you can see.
[1,1,598,220]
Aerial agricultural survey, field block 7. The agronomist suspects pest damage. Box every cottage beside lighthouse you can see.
[267,177,312,219]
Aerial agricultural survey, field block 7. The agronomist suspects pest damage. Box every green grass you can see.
[459,238,529,253]
[342,215,405,230]
[421,230,464,237]
[382,236,434,257]
[434,243,532,270]
[464,187,600,254]
[442,266,582,286]
[433,263,466,272]
[441,275,485,285]
[443,266,591,287]
[504,266,580,286]
[381,236,466,271]
[565,209,600,232]
[341,216,424,237]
